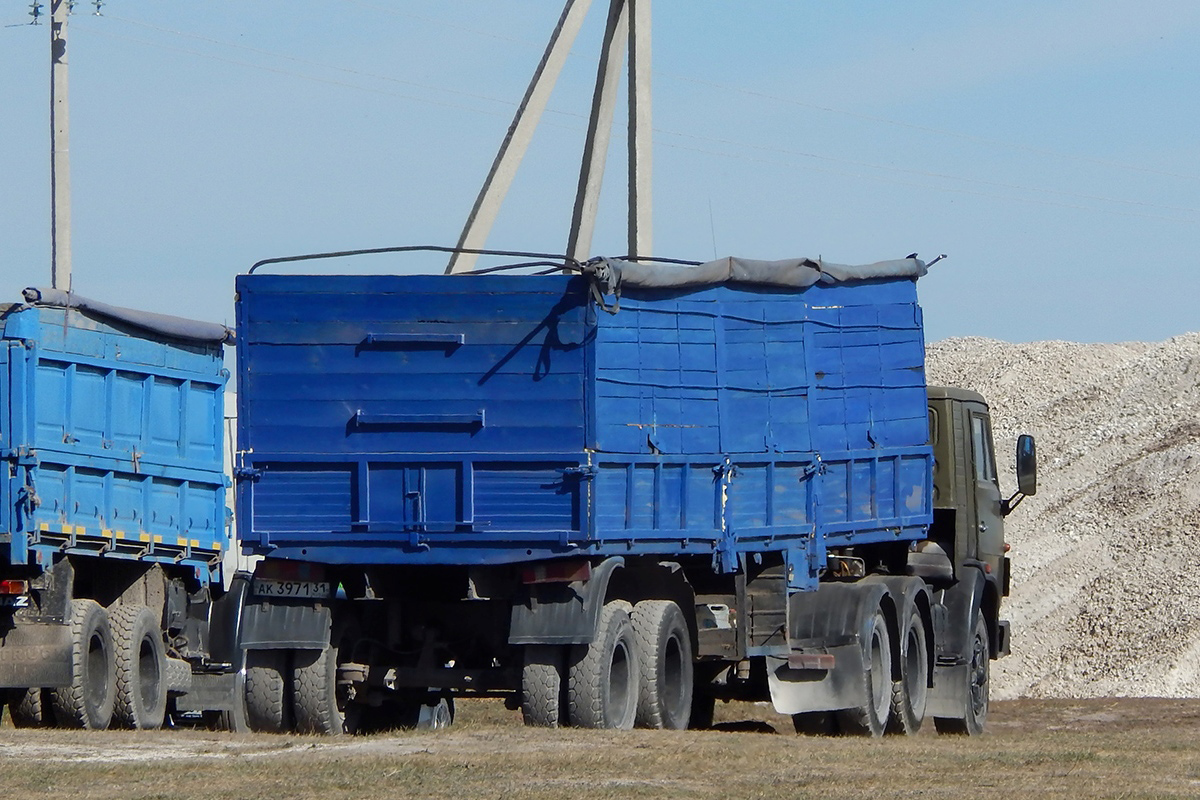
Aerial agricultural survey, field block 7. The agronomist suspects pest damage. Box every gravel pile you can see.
[926,334,1200,700]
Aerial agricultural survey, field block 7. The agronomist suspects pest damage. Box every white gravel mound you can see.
[926,334,1200,700]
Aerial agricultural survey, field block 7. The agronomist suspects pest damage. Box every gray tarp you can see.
[591,255,927,293]
[22,287,233,345]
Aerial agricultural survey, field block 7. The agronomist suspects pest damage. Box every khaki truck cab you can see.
[925,386,1036,733]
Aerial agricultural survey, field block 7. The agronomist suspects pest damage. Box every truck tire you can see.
[934,614,989,736]
[521,645,567,727]
[886,608,929,735]
[293,645,351,734]
[111,604,168,730]
[9,688,53,728]
[245,649,289,733]
[631,600,693,729]
[835,606,891,737]
[567,600,639,729]
[50,599,116,730]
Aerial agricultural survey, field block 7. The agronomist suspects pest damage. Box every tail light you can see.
[521,560,592,585]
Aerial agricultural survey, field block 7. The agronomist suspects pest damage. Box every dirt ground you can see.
[2,697,1198,799]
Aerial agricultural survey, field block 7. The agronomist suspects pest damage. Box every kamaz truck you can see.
[0,289,247,730]
[232,250,1036,736]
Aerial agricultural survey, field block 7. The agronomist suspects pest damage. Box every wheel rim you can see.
[968,627,988,718]
[905,625,928,712]
[85,630,109,713]
[869,622,888,722]
[663,634,686,716]
[138,635,162,711]
[608,639,635,724]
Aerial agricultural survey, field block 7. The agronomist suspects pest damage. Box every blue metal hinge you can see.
[712,456,736,478]
[559,465,596,480]
[803,455,825,478]
[1,447,39,467]
[233,466,263,482]
[15,485,40,515]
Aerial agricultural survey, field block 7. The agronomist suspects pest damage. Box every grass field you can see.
[2,697,1198,799]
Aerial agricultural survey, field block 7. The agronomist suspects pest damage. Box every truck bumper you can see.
[0,622,73,688]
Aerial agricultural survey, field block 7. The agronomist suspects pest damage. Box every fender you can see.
[926,566,987,720]
[208,571,252,671]
[508,557,624,645]
[787,580,890,648]
[934,566,985,663]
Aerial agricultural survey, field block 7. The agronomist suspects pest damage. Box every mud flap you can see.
[766,580,890,715]
[0,622,73,688]
[766,643,866,715]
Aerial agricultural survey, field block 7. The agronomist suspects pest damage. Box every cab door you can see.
[965,403,1005,574]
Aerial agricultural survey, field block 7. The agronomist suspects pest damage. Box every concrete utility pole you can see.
[447,0,654,273]
[50,0,72,290]
[566,0,627,262]
[627,0,652,259]
[446,0,596,275]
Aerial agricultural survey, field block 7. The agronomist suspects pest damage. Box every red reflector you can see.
[788,653,835,670]
[0,580,29,595]
[256,560,326,582]
[521,560,592,585]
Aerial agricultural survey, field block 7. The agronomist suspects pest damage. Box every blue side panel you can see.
[592,300,720,454]
[589,278,931,580]
[235,272,933,578]
[0,305,228,579]
[236,275,593,563]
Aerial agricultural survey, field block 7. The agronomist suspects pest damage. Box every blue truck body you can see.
[0,294,246,730]
[232,255,1026,736]
[1,302,228,579]
[235,272,932,587]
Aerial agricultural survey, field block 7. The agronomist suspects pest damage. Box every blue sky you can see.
[2,1,1198,342]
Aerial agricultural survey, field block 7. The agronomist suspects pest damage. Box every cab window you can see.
[970,413,996,482]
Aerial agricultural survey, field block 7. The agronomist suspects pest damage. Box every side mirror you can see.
[1016,434,1037,496]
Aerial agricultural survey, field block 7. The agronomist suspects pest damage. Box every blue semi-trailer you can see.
[233,251,1036,736]
[0,289,247,730]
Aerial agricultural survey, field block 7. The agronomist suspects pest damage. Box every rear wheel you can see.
[934,614,989,736]
[567,600,639,729]
[886,608,929,735]
[111,604,168,730]
[293,616,364,735]
[631,600,693,730]
[521,645,567,727]
[836,607,891,737]
[50,599,115,730]
[245,649,289,733]
[9,688,53,728]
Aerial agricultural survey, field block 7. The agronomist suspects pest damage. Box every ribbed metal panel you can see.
[1,305,228,578]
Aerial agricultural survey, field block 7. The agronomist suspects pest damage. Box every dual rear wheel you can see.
[521,598,693,730]
[244,620,452,735]
[6,600,167,731]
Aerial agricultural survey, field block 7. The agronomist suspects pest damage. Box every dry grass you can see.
[3,698,1199,799]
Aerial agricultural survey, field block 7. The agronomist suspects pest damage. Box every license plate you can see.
[252,579,331,599]
[0,595,30,608]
